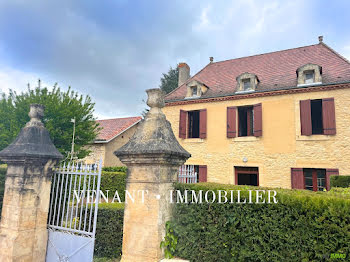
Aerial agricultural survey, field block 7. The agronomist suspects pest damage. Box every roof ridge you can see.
[212,43,320,65]
[319,42,350,65]
[97,116,141,121]
[165,62,212,97]
[165,43,320,98]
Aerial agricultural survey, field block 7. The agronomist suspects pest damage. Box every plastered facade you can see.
[163,87,350,189]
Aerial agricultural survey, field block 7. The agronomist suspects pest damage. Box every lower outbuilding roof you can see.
[95,116,141,143]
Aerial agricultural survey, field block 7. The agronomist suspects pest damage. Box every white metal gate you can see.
[46,160,102,262]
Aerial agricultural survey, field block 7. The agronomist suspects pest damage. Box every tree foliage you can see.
[0,81,99,159]
[159,66,178,94]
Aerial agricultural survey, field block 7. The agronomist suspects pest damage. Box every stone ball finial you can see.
[29,104,45,121]
[146,88,165,109]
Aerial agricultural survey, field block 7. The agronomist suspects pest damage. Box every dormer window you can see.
[185,80,209,99]
[297,64,322,86]
[236,73,259,93]
[243,79,251,91]
[304,70,315,84]
[191,86,198,97]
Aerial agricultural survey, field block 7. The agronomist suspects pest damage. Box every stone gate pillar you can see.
[115,88,190,262]
[0,104,63,262]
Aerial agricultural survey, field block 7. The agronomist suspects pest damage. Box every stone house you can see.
[84,116,141,166]
[163,36,350,191]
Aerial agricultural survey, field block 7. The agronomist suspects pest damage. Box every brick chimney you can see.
[178,62,190,87]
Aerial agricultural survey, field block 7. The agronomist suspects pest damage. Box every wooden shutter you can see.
[179,110,187,139]
[326,168,339,191]
[291,168,304,189]
[199,109,207,139]
[322,98,336,135]
[198,165,207,182]
[253,103,262,137]
[300,100,312,136]
[227,107,237,138]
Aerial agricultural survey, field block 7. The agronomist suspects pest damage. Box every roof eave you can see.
[165,80,350,105]
[93,119,142,144]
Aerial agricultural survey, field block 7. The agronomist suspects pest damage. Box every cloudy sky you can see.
[0,0,349,119]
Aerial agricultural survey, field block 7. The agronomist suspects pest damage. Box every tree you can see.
[0,81,100,159]
[159,66,178,94]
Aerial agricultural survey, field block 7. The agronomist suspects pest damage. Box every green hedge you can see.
[0,166,6,219]
[100,171,126,202]
[169,183,350,262]
[102,166,127,173]
[331,175,350,188]
[95,203,124,259]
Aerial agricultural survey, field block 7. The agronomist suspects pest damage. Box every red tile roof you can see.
[165,43,350,101]
[95,116,141,142]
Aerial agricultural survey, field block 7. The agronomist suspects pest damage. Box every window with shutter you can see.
[303,169,326,191]
[253,103,262,137]
[238,106,254,137]
[188,111,200,138]
[236,103,262,137]
[311,99,323,134]
[300,100,312,136]
[199,109,207,139]
[198,165,207,182]
[322,98,336,135]
[292,168,337,191]
[300,98,336,136]
[186,109,207,139]
[179,110,187,139]
[291,168,304,189]
[227,107,237,138]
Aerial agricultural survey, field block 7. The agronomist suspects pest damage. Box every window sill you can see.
[235,89,255,94]
[296,135,333,141]
[184,95,201,100]
[297,82,322,88]
[183,138,205,143]
[232,136,259,142]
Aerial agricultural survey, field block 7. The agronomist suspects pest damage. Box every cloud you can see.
[343,45,350,61]
[0,0,349,119]
[0,66,46,94]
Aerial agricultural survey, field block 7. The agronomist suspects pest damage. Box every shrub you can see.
[168,183,350,262]
[331,175,350,188]
[100,171,126,202]
[95,203,124,259]
[102,166,127,173]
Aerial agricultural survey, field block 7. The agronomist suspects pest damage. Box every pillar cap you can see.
[0,104,63,161]
[114,89,190,163]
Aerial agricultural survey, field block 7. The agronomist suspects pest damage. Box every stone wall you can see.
[104,123,139,166]
[163,88,350,188]
[83,143,106,165]
[83,123,139,167]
